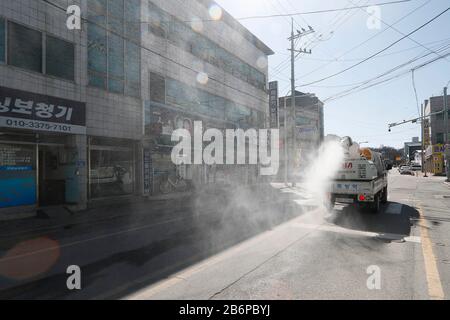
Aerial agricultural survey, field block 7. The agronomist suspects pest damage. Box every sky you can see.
[214,0,450,149]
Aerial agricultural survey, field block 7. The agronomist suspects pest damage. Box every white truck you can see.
[328,137,392,213]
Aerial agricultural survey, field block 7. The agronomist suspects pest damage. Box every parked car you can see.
[399,165,414,175]
[411,164,422,171]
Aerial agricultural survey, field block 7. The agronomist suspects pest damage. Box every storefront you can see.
[0,86,86,216]
[143,100,262,194]
[425,144,446,175]
[88,137,138,199]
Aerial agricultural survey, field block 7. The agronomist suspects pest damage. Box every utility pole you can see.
[444,86,449,181]
[421,103,427,177]
[287,18,314,186]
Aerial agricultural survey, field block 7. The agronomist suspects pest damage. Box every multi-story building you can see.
[424,94,449,175]
[404,137,422,162]
[0,0,273,219]
[278,90,324,175]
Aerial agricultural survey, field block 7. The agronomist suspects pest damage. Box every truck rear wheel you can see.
[381,187,388,204]
[369,195,380,214]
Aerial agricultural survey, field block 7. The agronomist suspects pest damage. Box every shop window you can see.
[0,144,37,208]
[150,72,166,104]
[46,35,75,81]
[0,18,5,63]
[90,148,134,198]
[8,21,42,73]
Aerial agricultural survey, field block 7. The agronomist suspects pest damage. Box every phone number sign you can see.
[0,86,86,134]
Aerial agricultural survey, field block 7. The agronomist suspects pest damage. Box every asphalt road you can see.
[128,171,450,300]
[1,171,449,300]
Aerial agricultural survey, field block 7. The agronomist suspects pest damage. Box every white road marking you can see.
[385,203,403,215]
[293,222,420,244]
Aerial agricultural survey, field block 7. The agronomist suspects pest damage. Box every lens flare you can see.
[191,17,203,32]
[209,5,223,21]
[196,72,209,85]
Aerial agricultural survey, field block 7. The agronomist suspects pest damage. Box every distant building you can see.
[423,95,449,175]
[404,138,422,162]
[278,91,324,171]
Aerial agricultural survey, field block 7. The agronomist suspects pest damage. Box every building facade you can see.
[424,95,449,175]
[404,137,422,162]
[0,0,273,218]
[278,91,324,175]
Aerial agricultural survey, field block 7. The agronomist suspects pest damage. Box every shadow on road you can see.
[0,185,310,300]
[327,201,419,238]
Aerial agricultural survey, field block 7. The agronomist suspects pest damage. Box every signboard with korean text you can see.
[0,86,86,134]
[268,81,278,128]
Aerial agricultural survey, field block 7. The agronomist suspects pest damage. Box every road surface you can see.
[1,171,449,300]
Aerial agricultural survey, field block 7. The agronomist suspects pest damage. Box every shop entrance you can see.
[38,144,80,206]
[38,146,65,206]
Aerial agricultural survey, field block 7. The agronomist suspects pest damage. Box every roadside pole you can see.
[421,103,426,177]
[444,87,449,181]
[284,97,288,185]
[287,19,314,187]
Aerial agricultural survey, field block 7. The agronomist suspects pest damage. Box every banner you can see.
[268,81,278,128]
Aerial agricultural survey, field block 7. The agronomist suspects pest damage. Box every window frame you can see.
[3,18,76,83]
[0,17,6,64]
[149,72,166,104]
[87,0,141,97]
[7,20,43,74]
[45,33,76,81]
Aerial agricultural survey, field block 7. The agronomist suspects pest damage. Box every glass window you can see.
[125,0,141,41]
[109,78,124,94]
[88,24,107,64]
[108,33,124,79]
[46,35,75,80]
[0,18,5,63]
[88,23,107,89]
[108,0,124,36]
[125,41,140,97]
[90,148,134,198]
[0,144,37,208]
[8,21,42,73]
[150,72,166,103]
[87,0,140,96]
[436,133,444,144]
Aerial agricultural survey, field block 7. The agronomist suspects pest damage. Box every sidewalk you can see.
[0,182,307,240]
[0,192,193,240]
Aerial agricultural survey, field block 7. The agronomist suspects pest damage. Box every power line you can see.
[298,7,450,87]
[233,0,413,22]
[411,70,421,116]
[40,0,269,105]
[296,0,432,81]
[324,50,450,102]
[282,37,450,62]
[348,0,449,62]
[322,42,450,101]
